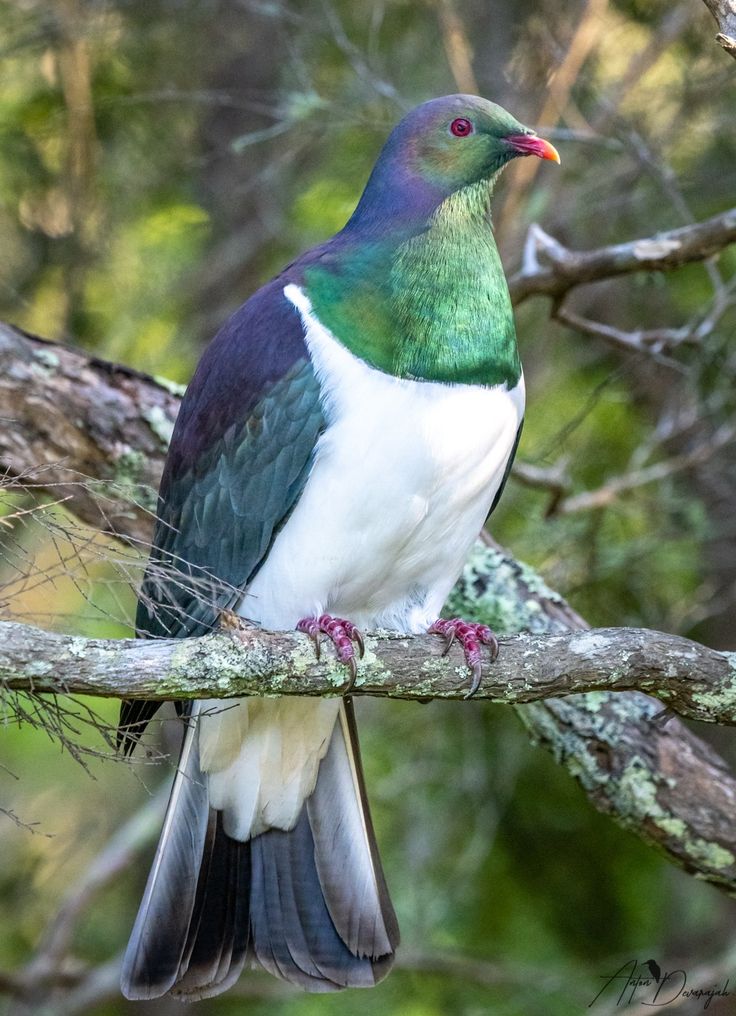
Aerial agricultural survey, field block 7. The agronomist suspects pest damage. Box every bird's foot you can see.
[428,618,499,698]
[296,613,365,689]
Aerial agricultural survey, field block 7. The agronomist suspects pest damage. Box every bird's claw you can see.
[428,618,499,697]
[296,613,364,691]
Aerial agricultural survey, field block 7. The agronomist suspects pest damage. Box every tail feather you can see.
[256,823,322,982]
[172,824,251,1000]
[176,808,217,979]
[307,701,399,958]
[213,833,246,982]
[173,813,249,996]
[121,701,398,999]
[120,704,209,999]
[250,810,377,989]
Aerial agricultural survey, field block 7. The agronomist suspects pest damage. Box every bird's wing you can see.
[119,279,325,750]
[486,418,523,519]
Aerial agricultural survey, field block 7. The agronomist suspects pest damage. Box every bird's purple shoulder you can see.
[163,268,316,485]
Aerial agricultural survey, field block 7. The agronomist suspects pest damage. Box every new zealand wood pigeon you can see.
[118,93,559,999]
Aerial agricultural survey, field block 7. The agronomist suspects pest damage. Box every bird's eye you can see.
[450,117,473,137]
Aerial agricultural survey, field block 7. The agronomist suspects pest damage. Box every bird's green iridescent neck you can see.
[302,178,520,388]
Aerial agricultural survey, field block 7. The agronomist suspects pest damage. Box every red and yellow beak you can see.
[505,133,561,164]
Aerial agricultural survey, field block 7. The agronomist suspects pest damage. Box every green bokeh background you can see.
[1,1,735,1013]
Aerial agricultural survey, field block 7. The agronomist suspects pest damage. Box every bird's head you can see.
[402,94,559,188]
[348,94,559,231]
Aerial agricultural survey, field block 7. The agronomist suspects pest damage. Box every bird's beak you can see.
[505,133,561,164]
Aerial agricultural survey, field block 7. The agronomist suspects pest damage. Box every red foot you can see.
[428,618,499,697]
[296,613,365,688]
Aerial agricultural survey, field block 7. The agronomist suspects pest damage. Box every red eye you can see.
[450,117,473,137]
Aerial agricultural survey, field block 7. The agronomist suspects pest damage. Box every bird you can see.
[118,93,559,1000]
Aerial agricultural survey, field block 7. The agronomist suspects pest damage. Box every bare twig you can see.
[496,0,609,241]
[552,424,735,514]
[4,789,168,1011]
[32,788,168,969]
[509,209,736,305]
[592,4,694,131]
[699,0,736,57]
[554,305,692,357]
[399,948,568,995]
[511,458,572,495]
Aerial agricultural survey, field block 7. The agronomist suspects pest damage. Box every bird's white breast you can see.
[238,283,525,635]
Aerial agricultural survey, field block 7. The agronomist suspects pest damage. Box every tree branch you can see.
[450,540,736,895]
[700,0,736,57]
[0,320,179,545]
[509,209,736,305]
[2,618,735,722]
[551,423,736,515]
[2,788,168,1013]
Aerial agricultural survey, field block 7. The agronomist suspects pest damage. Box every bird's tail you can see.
[120,700,399,999]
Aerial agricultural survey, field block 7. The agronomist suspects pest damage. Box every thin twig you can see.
[509,209,736,304]
[554,424,735,514]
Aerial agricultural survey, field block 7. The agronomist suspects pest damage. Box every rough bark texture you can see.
[2,320,736,896]
[0,321,180,544]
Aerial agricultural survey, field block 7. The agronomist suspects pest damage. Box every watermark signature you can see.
[589,959,730,1010]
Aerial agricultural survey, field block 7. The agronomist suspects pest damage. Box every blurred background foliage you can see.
[0,0,735,1013]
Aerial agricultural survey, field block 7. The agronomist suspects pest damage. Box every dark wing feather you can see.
[118,280,324,751]
[486,419,523,520]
